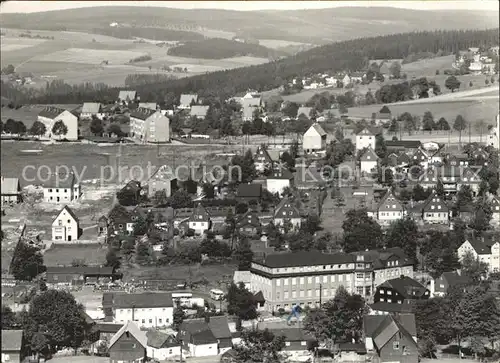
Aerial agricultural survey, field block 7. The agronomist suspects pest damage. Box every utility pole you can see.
[179,339,183,363]
[468,123,471,144]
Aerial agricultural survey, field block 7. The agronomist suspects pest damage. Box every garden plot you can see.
[36,48,150,65]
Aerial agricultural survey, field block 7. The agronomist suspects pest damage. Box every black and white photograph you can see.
[0,1,499,362]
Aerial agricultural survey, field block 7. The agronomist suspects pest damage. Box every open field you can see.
[347,97,499,126]
[401,55,456,77]
[37,47,150,65]
[2,28,273,86]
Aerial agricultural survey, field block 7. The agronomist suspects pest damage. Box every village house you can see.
[130,107,170,143]
[241,92,263,121]
[268,328,315,361]
[45,266,116,287]
[254,146,274,172]
[428,271,471,297]
[421,191,449,224]
[376,190,405,226]
[178,317,233,357]
[37,106,79,140]
[411,148,430,168]
[42,173,81,203]
[458,239,500,273]
[1,176,22,205]
[189,204,211,235]
[111,292,174,328]
[359,147,379,175]
[179,94,198,109]
[236,209,262,237]
[117,90,137,105]
[377,105,392,122]
[80,102,104,120]
[236,184,262,204]
[296,106,314,120]
[51,205,79,242]
[106,204,135,235]
[189,105,210,120]
[146,331,181,361]
[355,127,376,151]
[370,276,430,315]
[490,194,500,226]
[302,123,327,154]
[487,114,499,149]
[1,330,25,363]
[273,198,302,232]
[108,321,147,363]
[265,167,294,195]
[342,74,351,86]
[147,167,178,199]
[446,153,470,167]
[363,314,418,363]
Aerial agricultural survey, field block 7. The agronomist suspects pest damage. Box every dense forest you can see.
[92,27,205,42]
[167,38,281,59]
[5,29,499,105]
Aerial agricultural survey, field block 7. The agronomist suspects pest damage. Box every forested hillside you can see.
[6,29,500,105]
[92,27,205,41]
[167,38,281,59]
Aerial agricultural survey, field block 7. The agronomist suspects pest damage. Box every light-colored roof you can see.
[1,330,23,351]
[180,94,198,106]
[305,123,326,137]
[81,102,101,114]
[297,107,313,119]
[109,321,147,350]
[190,105,210,118]
[1,177,20,195]
[118,90,136,101]
[233,270,252,284]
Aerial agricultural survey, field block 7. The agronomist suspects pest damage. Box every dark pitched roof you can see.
[464,239,493,255]
[422,192,449,213]
[255,251,355,268]
[147,331,179,349]
[253,291,265,303]
[385,140,421,149]
[1,330,23,351]
[441,272,471,287]
[39,106,66,119]
[360,147,379,162]
[46,266,114,275]
[113,292,173,309]
[236,209,261,229]
[379,105,391,114]
[109,321,147,349]
[95,323,123,334]
[237,184,262,198]
[379,276,428,299]
[207,316,231,340]
[180,319,218,345]
[338,342,367,353]
[274,198,301,219]
[130,107,157,120]
[190,203,210,223]
[42,173,77,188]
[55,205,79,223]
[364,313,416,339]
[377,189,403,212]
[268,328,314,342]
[268,167,293,180]
[351,247,413,270]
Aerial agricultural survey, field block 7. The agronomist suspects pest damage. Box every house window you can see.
[393,341,400,350]
[285,342,291,347]
[149,319,153,324]
[159,319,162,324]
[142,319,145,324]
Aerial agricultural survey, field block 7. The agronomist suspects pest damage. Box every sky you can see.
[1,0,499,13]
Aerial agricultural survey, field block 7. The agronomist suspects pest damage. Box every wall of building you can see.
[147,345,181,360]
[187,342,218,357]
[43,185,80,203]
[115,307,173,328]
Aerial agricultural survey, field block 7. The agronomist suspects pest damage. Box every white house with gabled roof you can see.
[458,239,500,273]
[356,127,376,151]
[52,205,79,242]
[421,191,449,224]
[359,147,379,174]
[303,123,327,153]
[377,189,405,226]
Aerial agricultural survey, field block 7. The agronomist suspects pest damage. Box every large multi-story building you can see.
[130,107,170,143]
[249,249,414,312]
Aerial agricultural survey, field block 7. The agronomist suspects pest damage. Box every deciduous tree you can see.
[51,120,68,139]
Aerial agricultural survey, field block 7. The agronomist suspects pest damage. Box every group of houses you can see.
[454,45,500,75]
